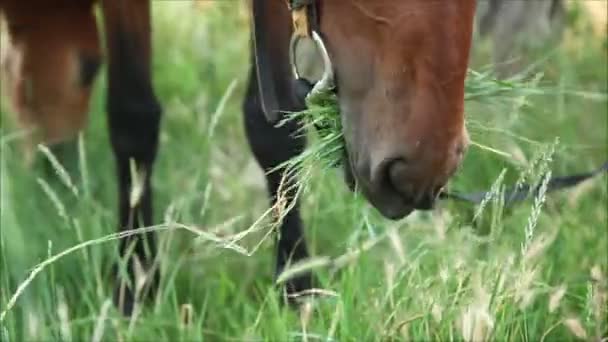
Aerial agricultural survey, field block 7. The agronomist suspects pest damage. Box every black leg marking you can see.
[103,19,162,315]
[242,61,314,304]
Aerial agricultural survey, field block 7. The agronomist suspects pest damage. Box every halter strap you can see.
[252,0,327,123]
[286,0,320,38]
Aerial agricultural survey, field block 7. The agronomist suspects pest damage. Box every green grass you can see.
[1,2,607,341]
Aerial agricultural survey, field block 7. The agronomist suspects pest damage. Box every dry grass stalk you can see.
[459,273,494,342]
[180,303,194,330]
[299,301,314,342]
[91,299,112,342]
[548,284,567,313]
[57,287,72,342]
[563,317,588,340]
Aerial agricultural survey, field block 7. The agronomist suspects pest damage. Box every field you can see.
[1,2,607,341]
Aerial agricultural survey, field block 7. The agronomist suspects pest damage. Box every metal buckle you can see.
[289,30,335,101]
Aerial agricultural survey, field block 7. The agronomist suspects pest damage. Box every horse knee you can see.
[103,23,162,168]
[107,97,162,167]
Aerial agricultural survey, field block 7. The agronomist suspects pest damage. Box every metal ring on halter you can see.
[289,31,335,100]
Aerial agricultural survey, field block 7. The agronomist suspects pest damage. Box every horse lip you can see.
[382,205,414,220]
[365,189,415,220]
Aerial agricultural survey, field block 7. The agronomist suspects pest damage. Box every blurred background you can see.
[1,1,606,340]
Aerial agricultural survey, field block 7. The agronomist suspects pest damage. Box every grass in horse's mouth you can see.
[273,68,560,194]
[272,88,345,189]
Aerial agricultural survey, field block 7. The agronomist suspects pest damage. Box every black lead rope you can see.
[440,161,608,206]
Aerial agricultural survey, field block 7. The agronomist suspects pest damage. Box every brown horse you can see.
[0,0,477,315]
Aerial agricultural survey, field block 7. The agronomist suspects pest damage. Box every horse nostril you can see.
[386,158,411,194]
[386,159,438,210]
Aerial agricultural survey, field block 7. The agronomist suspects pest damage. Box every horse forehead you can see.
[389,2,475,59]
[337,0,474,21]
[323,1,475,80]
[328,0,474,45]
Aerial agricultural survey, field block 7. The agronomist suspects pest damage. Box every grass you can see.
[1,2,607,341]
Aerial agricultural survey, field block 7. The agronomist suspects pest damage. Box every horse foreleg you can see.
[101,0,162,316]
[242,60,314,305]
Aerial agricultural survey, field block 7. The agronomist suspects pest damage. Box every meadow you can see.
[1,2,606,341]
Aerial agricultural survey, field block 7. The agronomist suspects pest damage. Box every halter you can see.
[251,0,334,123]
[286,0,335,105]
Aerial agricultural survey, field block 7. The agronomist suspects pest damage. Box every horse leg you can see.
[0,3,100,167]
[101,0,162,316]
[242,62,313,304]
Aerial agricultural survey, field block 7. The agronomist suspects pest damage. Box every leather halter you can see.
[251,0,334,123]
[288,0,335,109]
[286,0,320,38]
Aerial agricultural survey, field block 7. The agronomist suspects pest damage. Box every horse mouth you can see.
[341,152,415,220]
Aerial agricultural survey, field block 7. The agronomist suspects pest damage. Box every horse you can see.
[476,0,565,77]
[0,0,477,316]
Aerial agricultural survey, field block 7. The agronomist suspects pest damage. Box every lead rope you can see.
[440,161,608,206]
